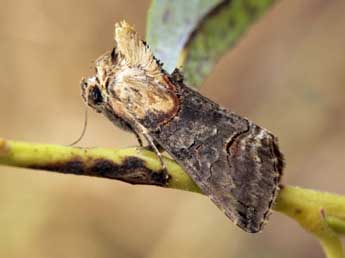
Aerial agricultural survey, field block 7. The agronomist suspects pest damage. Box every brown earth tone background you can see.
[0,0,344,257]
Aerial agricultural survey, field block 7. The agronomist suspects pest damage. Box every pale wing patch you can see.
[113,73,177,119]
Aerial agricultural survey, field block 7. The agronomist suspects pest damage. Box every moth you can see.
[80,21,284,233]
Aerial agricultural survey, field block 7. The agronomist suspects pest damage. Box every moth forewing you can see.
[80,21,284,233]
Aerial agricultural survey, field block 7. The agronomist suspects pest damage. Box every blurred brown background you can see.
[0,0,344,257]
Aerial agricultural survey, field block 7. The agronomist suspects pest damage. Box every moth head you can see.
[80,76,105,113]
[80,21,175,125]
[80,45,120,113]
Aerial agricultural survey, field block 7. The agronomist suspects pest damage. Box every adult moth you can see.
[80,21,284,233]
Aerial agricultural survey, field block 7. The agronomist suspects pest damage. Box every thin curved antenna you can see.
[69,103,88,146]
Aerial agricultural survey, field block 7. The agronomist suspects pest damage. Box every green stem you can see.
[274,186,345,258]
[0,138,200,192]
[0,138,344,257]
[326,216,345,235]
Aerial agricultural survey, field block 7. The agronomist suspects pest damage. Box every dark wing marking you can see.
[151,81,283,233]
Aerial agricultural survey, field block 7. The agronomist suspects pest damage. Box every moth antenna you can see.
[69,102,89,146]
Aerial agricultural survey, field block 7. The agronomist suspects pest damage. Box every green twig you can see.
[0,138,344,257]
[275,186,345,258]
[326,216,345,235]
[0,138,200,192]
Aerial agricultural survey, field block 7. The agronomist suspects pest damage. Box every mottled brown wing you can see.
[150,81,283,233]
[82,21,283,233]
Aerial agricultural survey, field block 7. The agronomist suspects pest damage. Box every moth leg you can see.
[143,139,165,152]
[124,113,166,171]
[104,109,144,147]
[142,132,167,172]
[133,130,143,147]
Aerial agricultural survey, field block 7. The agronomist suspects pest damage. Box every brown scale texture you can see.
[150,77,284,233]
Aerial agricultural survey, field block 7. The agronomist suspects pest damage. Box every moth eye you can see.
[81,79,88,90]
[89,86,103,105]
[111,48,117,63]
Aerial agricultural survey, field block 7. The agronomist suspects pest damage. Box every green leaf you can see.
[146,0,222,73]
[182,0,277,86]
[146,0,277,87]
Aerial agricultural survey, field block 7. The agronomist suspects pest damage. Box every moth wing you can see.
[151,85,283,233]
